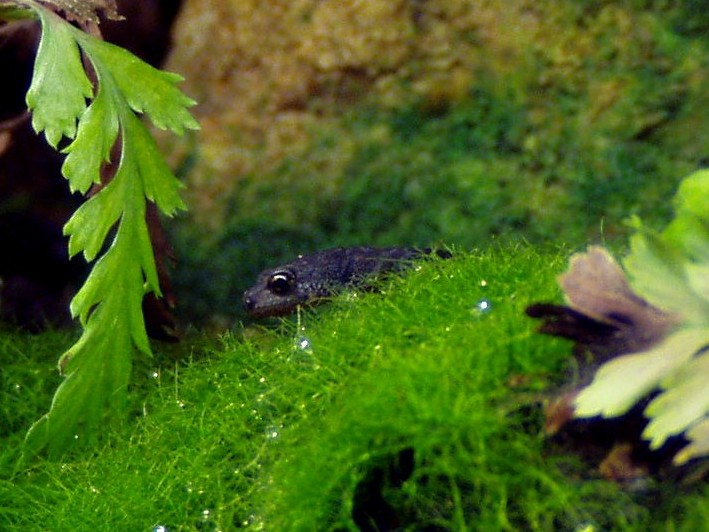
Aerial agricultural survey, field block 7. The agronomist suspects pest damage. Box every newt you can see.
[243,246,450,318]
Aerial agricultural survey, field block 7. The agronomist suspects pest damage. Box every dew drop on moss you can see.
[289,335,314,363]
[473,298,492,315]
[198,508,214,529]
[295,335,312,352]
[242,513,265,529]
[265,424,282,440]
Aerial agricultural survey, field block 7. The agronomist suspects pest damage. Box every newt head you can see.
[242,247,356,318]
[243,266,313,318]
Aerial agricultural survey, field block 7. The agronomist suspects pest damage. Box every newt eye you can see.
[267,270,295,295]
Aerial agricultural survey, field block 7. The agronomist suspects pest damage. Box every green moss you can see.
[3,246,708,529]
[0,327,70,439]
[164,1,709,231]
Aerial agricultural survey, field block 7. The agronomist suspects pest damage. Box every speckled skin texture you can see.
[243,246,442,318]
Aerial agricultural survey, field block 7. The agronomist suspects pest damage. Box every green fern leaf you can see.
[20,1,198,456]
[72,30,199,133]
[62,79,120,195]
[25,7,93,148]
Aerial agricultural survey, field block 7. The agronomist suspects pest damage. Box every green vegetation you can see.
[216,86,683,247]
[2,1,198,456]
[2,1,709,529]
[575,169,709,465]
[2,247,709,529]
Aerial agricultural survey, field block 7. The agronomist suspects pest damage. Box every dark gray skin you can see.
[243,246,449,318]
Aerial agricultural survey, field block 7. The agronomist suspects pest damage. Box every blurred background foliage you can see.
[159,0,709,325]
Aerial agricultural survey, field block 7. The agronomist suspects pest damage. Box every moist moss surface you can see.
[2,246,709,530]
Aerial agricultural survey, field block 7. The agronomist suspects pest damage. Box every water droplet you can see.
[199,508,212,524]
[152,526,169,532]
[242,513,262,528]
[473,298,491,315]
[265,424,281,440]
[296,336,311,351]
[290,335,314,363]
